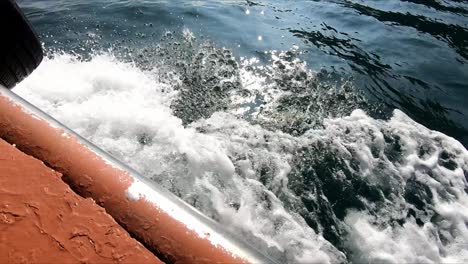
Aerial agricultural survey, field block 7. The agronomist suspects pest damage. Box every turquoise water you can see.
[16,1,468,263]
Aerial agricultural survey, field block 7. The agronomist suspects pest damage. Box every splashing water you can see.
[14,33,468,263]
[15,0,468,262]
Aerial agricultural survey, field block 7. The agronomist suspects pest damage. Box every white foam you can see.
[15,54,343,263]
[311,109,468,264]
[14,53,468,264]
[345,211,444,264]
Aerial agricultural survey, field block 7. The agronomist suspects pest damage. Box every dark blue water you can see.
[16,1,468,263]
[19,0,468,145]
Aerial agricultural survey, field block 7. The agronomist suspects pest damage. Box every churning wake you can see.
[14,38,468,263]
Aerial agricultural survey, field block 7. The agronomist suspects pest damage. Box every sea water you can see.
[15,1,468,263]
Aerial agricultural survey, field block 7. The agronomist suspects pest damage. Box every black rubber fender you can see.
[0,0,43,89]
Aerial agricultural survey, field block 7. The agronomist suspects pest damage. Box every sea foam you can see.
[14,53,468,263]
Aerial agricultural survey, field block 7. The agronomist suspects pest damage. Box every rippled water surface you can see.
[16,0,468,263]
